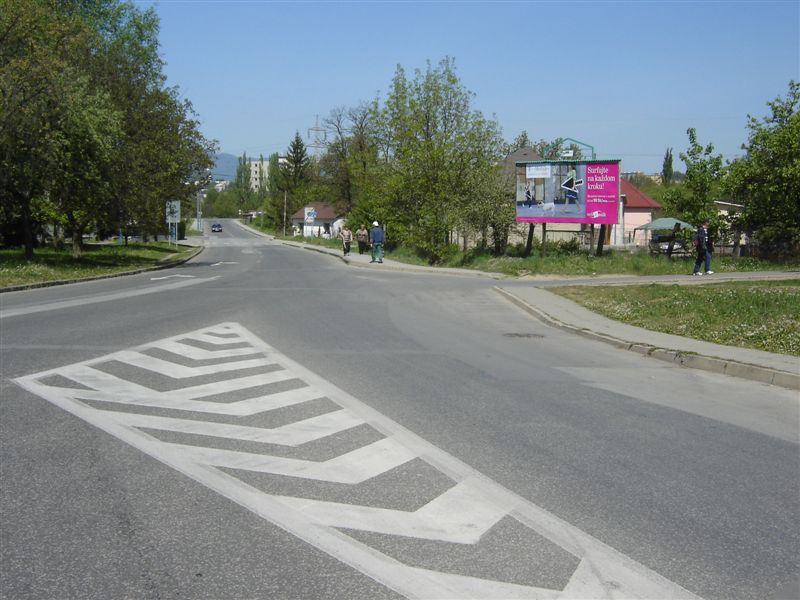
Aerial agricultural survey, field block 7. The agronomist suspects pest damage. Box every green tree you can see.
[233,152,252,212]
[49,81,122,257]
[662,147,673,186]
[0,0,90,257]
[503,130,532,155]
[727,81,800,259]
[0,0,214,254]
[662,128,723,227]
[281,131,310,193]
[371,57,504,262]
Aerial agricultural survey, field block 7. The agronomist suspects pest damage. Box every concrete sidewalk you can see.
[495,284,799,391]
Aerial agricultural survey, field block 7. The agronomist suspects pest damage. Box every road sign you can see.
[166,201,180,224]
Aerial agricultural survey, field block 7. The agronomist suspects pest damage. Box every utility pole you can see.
[283,190,287,236]
[307,114,326,153]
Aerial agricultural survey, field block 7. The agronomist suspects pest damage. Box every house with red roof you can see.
[620,178,662,246]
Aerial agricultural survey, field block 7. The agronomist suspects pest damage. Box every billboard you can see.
[515,160,620,224]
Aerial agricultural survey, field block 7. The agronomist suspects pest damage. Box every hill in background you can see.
[212,153,237,181]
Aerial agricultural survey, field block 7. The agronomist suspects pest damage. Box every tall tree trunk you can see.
[71,227,83,259]
[22,194,34,260]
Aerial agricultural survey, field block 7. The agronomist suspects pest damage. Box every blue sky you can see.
[141,0,799,174]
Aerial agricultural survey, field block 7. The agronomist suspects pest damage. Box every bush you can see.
[752,226,800,261]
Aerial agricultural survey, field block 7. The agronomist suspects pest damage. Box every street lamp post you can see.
[195,188,203,232]
[195,168,211,232]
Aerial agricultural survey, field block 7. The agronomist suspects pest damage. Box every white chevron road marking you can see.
[105,408,363,446]
[274,477,510,543]
[13,322,703,600]
[156,339,260,360]
[168,436,416,483]
[113,350,272,377]
[58,364,294,402]
[42,381,324,415]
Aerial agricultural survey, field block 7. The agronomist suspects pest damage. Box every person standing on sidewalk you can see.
[355,224,368,255]
[339,225,353,256]
[369,221,384,263]
[692,219,714,275]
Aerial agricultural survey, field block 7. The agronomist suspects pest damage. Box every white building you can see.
[248,156,288,193]
[249,159,269,193]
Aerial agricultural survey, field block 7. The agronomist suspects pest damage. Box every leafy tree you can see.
[49,81,122,257]
[727,81,800,259]
[662,128,723,227]
[322,106,353,211]
[259,152,286,229]
[370,57,504,262]
[661,147,673,186]
[0,0,90,257]
[204,187,239,218]
[233,152,252,211]
[0,0,214,254]
[502,130,532,155]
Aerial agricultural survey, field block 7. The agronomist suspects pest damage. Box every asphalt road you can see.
[1,219,798,600]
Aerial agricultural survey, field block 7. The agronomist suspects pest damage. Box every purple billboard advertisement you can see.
[515,160,620,224]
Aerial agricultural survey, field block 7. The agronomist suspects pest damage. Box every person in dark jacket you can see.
[369,221,384,263]
[692,219,714,275]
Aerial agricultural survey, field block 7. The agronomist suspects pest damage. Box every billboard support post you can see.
[595,224,606,256]
[541,223,547,257]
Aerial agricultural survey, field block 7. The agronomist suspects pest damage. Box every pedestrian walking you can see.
[692,219,714,275]
[339,225,353,256]
[355,224,368,255]
[369,221,384,263]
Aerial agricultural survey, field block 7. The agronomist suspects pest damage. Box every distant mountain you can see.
[212,152,238,181]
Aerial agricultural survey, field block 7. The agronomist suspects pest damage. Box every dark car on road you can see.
[211,223,222,232]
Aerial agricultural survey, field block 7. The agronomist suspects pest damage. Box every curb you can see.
[493,286,800,391]
[280,240,506,279]
[0,245,204,294]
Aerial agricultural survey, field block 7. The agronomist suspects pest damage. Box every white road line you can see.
[0,277,218,319]
[60,364,293,401]
[106,409,363,446]
[156,340,261,360]
[168,436,416,483]
[44,381,324,415]
[113,351,272,378]
[150,274,196,280]
[186,332,250,346]
[274,477,509,543]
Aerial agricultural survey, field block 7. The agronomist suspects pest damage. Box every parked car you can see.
[211,223,222,232]
[649,234,684,254]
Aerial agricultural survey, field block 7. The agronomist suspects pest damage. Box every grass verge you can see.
[248,223,796,277]
[0,242,198,288]
[550,279,800,356]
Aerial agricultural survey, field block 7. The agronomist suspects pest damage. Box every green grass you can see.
[550,279,800,356]
[249,221,798,277]
[0,242,197,287]
[441,249,796,277]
